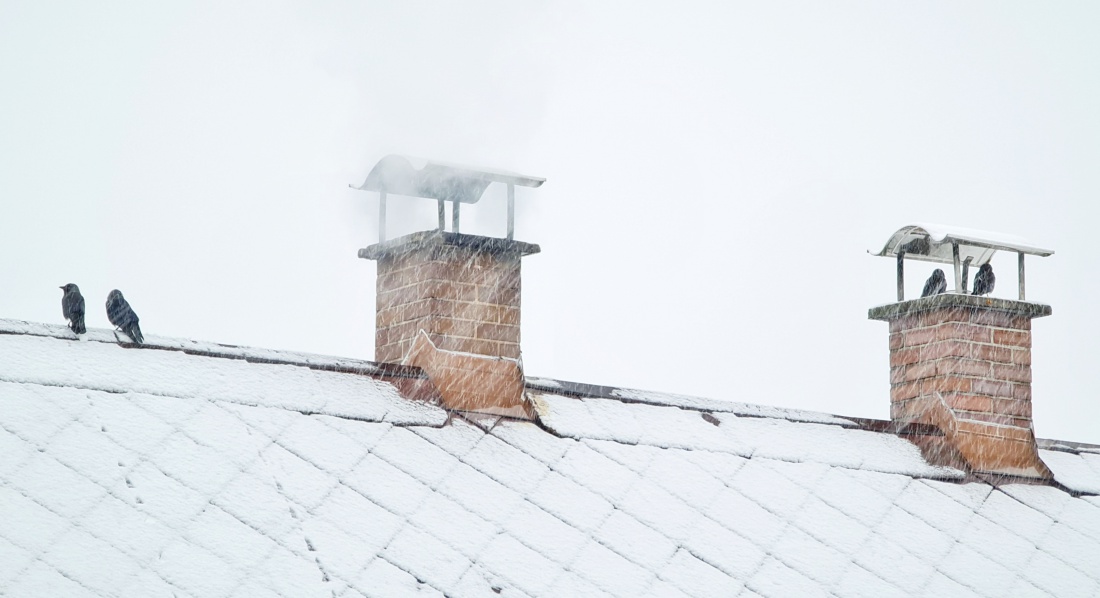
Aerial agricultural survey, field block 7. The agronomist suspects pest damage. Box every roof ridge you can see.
[0,318,422,379]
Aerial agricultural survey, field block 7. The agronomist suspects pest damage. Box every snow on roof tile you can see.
[1040,449,1100,494]
[536,391,963,479]
[0,321,446,425]
[4,323,1100,596]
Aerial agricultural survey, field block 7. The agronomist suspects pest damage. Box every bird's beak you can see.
[59,286,64,290]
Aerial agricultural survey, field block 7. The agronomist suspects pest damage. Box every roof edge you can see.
[0,319,426,380]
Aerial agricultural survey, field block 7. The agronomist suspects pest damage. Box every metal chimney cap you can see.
[350,154,545,204]
[870,223,1054,266]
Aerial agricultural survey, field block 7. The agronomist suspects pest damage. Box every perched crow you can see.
[972,263,996,296]
[106,289,143,344]
[60,283,86,334]
[921,269,947,298]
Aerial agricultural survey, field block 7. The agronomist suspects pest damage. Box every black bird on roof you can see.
[60,284,86,334]
[106,289,143,344]
[921,269,947,298]
[972,263,996,297]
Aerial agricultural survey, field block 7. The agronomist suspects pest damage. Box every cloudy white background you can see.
[2,1,1098,442]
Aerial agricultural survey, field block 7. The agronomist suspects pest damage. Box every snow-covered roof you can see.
[3,320,1100,597]
[871,223,1054,266]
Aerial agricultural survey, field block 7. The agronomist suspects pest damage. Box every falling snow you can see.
[2,322,1100,597]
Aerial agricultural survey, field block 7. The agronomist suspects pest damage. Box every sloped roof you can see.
[2,321,1100,597]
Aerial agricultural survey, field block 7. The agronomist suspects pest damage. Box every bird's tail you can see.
[73,316,86,335]
[127,322,144,344]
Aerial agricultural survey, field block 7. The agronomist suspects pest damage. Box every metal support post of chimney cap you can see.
[378,190,387,243]
[869,223,1053,302]
[507,184,515,241]
[1019,252,1026,301]
[952,242,962,293]
[351,154,545,242]
[896,253,904,301]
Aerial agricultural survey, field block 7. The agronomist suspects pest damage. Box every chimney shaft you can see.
[870,294,1052,478]
[360,230,540,364]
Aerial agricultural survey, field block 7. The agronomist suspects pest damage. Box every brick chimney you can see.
[360,230,539,363]
[869,294,1052,478]
[351,155,546,419]
[359,230,539,419]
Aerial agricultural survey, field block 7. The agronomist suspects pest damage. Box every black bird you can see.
[972,263,996,296]
[60,283,86,334]
[106,289,144,344]
[921,269,947,298]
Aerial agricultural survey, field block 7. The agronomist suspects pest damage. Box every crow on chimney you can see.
[972,263,996,297]
[921,269,947,298]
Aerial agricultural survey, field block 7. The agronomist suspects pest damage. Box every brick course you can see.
[361,231,539,364]
[884,307,1036,431]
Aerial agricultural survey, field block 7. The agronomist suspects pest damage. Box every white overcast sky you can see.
[3,1,1099,443]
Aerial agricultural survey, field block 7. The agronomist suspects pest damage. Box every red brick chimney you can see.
[360,230,539,363]
[869,224,1055,479]
[359,231,539,419]
[870,295,1052,478]
[352,156,546,418]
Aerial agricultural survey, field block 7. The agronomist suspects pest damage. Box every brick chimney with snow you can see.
[868,225,1055,479]
[360,231,539,364]
[359,230,539,419]
[870,294,1052,479]
[351,155,546,419]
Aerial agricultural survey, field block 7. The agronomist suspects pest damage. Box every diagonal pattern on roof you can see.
[2,322,1100,597]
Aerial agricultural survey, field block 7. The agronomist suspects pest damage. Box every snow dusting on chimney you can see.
[870,294,1052,479]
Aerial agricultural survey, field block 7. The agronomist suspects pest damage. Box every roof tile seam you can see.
[365,427,620,587]
[618,471,788,583]
[240,425,362,594]
[992,487,1100,574]
[477,535,576,597]
[753,489,912,595]
[117,396,391,596]
[653,548,738,596]
[451,428,709,589]
[808,534,906,597]
[312,428,551,594]
[143,454,336,594]
[729,475,916,596]
[214,513,319,598]
[218,413,460,596]
[0,422,200,597]
[933,542,1024,598]
[3,536,110,598]
[0,493,89,593]
[743,557,823,598]
[754,465,952,590]
[892,491,1064,596]
[849,530,940,596]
